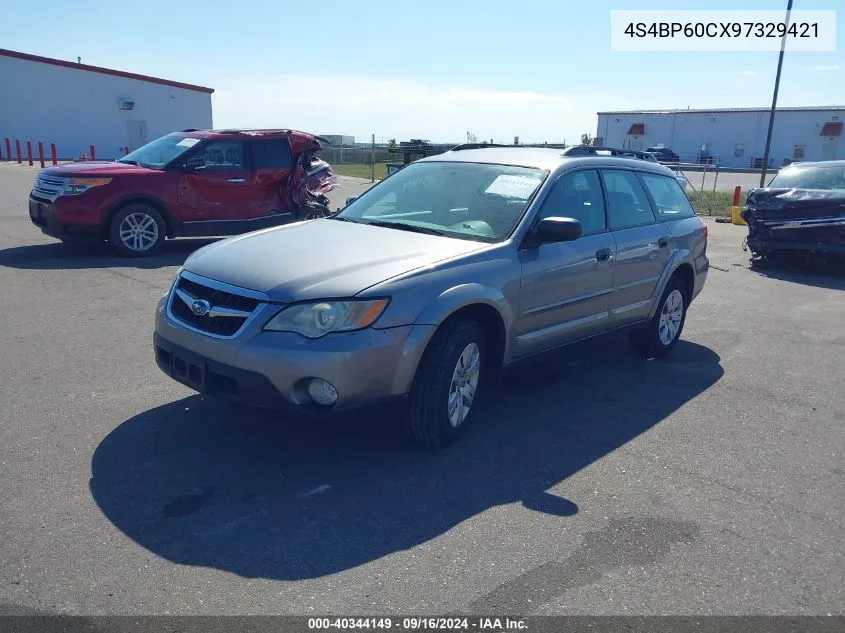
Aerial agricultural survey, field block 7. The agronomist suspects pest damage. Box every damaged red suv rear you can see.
[743,160,845,265]
[28,128,339,257]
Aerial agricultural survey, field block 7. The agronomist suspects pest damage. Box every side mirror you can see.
[345,195,359,206]
[530,217,582,246]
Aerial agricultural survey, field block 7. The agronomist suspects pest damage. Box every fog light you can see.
[307,378,338,406]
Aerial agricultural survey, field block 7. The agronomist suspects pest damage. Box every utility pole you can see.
[759,0,794,187]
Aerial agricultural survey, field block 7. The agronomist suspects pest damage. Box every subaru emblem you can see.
[190,299,211,316]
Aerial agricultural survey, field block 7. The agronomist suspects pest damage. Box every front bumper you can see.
[746,236,845,256]
[153,296,436,413]
[28,196,102,242]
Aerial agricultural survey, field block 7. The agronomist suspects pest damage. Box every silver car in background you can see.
[153,145,709,447]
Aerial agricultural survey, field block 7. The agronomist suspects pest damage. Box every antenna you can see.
[77,57,81,64]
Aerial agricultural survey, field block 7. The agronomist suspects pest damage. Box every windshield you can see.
[769,165,845,192]
[117,134,203,169]
[336,161,548,242]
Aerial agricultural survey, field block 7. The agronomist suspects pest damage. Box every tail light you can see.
[698,216,708,239]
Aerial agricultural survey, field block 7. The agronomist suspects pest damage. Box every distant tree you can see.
[581,133,594,146]
[387,138,397,153]
[466,131,478,143]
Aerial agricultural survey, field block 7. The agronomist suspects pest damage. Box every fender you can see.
[414,282,517,361]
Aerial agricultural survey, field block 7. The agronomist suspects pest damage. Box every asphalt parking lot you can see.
[1,163,843,617]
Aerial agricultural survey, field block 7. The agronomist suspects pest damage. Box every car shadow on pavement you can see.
[89,335,723,581]
[0,238,218,270]
[748,257,845,291]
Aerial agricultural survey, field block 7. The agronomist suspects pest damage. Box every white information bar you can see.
[610,10,837,52]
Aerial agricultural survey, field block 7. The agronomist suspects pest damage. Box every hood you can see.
[745,187,845,221]
[182,218,488,302]
[41,161,155,177]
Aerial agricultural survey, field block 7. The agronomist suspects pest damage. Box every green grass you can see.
[332,162,397,180]
[687,190,747,217]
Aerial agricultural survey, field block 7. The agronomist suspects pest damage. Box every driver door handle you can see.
[595,248,612,262]
[227,178,246,183]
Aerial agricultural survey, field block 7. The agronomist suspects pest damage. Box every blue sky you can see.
[1,0,842,143]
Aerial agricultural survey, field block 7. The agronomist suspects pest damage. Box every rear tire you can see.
[629,275,688,359]
[406,320,487,447]
[108,204,166,258]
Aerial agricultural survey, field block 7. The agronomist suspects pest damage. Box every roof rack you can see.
[561,145,658,162]
[181,128,204,132]
[449,142,521,151]
[211,128,331,146]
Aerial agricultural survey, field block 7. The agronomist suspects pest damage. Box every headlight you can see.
[263,299,389,338]
[63,177,112,195]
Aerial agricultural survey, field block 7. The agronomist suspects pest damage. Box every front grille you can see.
[32,175,65,202]
[169,275,262,337]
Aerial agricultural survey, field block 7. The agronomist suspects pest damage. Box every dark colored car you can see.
[646,147,681,165]
[742,160,845,263]
[28,128,339,257]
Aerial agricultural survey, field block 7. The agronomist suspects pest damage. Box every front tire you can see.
[629,275,688,359]
[407,320,487,447]
[108,204,166,257]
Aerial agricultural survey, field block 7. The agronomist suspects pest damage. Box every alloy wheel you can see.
[658,289,684,346]
[118,212,159,252]
[447,343,481,428]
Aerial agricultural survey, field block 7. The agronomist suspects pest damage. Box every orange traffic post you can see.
[730,186,745,226]
[50,143,57,165]
[38,142,45,168]
[15,139,22,164]
[26,141,33,166]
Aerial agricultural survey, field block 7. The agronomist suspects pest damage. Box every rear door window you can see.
[250,138,293,170]
[639,173,696,220]
[600,169,657,230]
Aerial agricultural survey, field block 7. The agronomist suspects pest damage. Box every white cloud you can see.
[809,64,841,72]
[211,74,631,144]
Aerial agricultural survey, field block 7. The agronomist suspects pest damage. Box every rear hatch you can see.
[743,188,845,251]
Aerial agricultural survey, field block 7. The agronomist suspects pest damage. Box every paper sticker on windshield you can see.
[485,175,542,199]
[176,138,200,148]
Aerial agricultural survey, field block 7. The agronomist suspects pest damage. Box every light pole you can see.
[759,0,794,187]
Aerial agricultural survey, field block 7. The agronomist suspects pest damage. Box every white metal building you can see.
[595,107,844,169]
[0,48,213,161]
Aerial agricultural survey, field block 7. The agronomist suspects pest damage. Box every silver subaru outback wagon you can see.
[153,144,709,447]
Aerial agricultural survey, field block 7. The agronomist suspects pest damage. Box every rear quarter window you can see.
[250,139,292,169]
[639,173,696,221]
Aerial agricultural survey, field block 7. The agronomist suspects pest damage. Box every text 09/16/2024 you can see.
[610,9,837,52]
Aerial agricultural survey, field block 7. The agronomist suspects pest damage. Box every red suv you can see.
[28,128,339,257]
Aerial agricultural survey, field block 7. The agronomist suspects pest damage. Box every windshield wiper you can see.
[331,216,360,223]
[363,220,447,236]
[118,159,139,165]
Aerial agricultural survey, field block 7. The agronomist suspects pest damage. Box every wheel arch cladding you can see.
[673,262,695,300]
[434,303,508,378]
[103,197,175,239]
